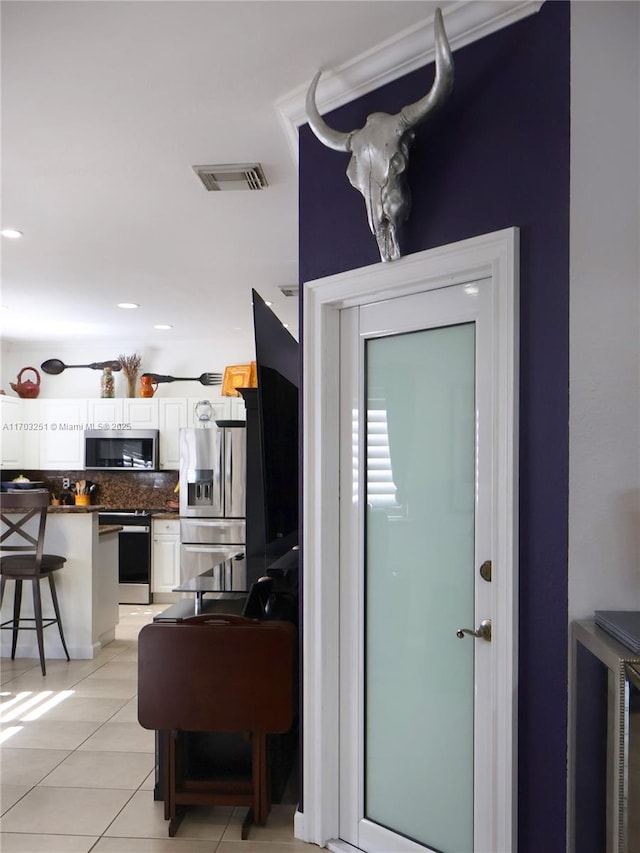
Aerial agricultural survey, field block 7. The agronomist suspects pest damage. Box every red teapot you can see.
[10,367,41,399]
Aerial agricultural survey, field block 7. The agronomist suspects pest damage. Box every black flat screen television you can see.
[252,289,299,551]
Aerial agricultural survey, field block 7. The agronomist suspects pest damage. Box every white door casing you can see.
[340,288,484,852]
[297,228,519,852]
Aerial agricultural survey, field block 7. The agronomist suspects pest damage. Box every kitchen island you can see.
[0,505,121,661]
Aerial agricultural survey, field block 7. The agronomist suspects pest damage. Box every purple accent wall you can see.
[298,2,570,850]
[574,644,608,851]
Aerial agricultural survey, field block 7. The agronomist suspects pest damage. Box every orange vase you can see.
[139,375,158,398]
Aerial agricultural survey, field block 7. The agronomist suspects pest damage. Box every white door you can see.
[300,229,518,853]
[339,282,493,853]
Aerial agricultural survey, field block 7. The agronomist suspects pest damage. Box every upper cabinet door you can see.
[87,398,122,427]
[87,398,160,429]
[227,396,246,420]
[123,398,159,429]
[186,397,227,427]
[0,396,24,469]
[158,399,188,469]
[39,399,88,470]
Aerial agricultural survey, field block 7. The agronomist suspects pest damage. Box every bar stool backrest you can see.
[0,490,50,574]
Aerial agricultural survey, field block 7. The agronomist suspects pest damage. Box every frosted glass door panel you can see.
[365,323,475,853]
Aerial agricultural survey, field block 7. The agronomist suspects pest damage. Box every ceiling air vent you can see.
[279,285,299,298]
[193,163,268,192]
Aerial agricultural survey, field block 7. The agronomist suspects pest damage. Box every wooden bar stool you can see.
[0,490,70,675]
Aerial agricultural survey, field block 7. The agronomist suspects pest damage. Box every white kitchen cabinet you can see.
[38,399,87,470]
[123,398,159,428]
[0,395,23,469]
[0,395,241,473]
[87,398,159,429]
[158,399,188,469]
[227,395,246,420]
[152,518,181,594]
[186,397,227,427]
[20,400,41,469]
[86,398,121,427]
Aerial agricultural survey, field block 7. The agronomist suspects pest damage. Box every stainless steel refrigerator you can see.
[179,421,246,589]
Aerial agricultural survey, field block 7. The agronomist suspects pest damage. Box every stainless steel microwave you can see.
[84,429,159,471]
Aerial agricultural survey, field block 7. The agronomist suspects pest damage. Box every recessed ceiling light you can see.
[154,324,172,330]
[1,229,23,239]
[283,323,289,328]
[265,301,273,307]
[117,302,139,309]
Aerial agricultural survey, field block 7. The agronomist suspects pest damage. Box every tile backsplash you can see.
[4,469,179,509]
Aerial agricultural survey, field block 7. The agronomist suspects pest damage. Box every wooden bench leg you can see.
[260,734,269,825]
[164,730,187,837]
[168,807,187,837]
[252,733,269,826]
[241,807,254,840]
[161,731,172,821]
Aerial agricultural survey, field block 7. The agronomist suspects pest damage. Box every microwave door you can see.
[84,429,158,471]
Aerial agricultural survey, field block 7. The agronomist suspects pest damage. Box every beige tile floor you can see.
[0,604,315,853]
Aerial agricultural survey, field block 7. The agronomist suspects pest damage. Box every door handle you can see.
[456,619,491,642]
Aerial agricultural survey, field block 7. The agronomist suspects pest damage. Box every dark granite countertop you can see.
[48,505,105,513]
[48,506,180,518]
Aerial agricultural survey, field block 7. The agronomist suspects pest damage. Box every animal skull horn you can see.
[305,7,454,262]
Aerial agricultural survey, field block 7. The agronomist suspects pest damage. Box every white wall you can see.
[1,334,255,399]
[569,0,640,619]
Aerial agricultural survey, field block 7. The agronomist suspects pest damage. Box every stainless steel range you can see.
[98,509,152,604]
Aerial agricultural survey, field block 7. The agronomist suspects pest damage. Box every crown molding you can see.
[275,0,544,162]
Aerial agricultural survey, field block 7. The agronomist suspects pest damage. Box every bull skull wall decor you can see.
[305,7,454,263]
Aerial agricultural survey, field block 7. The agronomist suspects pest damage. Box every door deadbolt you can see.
[479,560,492,582]
[456,619,492,642]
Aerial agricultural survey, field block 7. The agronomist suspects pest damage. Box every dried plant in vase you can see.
[118,353,142,397]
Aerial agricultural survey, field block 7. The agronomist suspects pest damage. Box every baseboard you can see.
[98,627,116,646]
[294,809,306,841]
[1,641,100,661]
[151,592,182,604]
[326,840,361,853]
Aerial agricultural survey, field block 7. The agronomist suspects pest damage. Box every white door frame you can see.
[297,228,520,852]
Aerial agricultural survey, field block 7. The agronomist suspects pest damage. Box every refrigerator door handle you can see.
[183,544,236,553]
[184,544,214,550]
[224,428,232,514]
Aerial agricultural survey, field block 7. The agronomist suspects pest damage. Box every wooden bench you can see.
[137,613,296,837]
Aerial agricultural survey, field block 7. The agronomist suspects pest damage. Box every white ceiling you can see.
[0,0,442,351]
